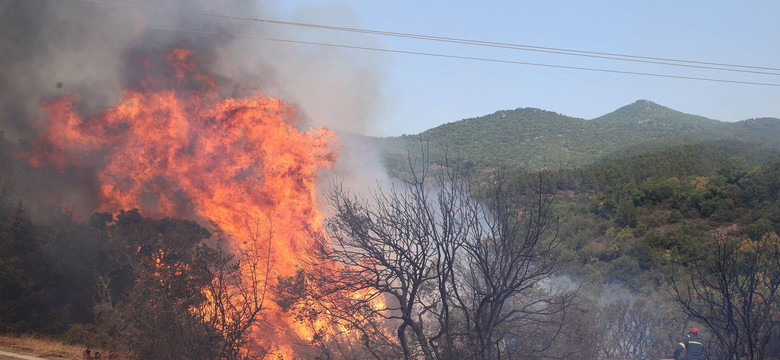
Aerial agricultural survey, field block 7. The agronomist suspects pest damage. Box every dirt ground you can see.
[0,347,71,360]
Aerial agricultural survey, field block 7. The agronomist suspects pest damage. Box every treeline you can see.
[0,207,266,359]
[549,139,780,191]
[522,140,780,291]
[0,132,266,358]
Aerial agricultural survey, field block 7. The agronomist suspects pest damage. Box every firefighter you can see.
[673,328,705,360]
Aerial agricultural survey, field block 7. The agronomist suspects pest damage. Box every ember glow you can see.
[28,48,339,353]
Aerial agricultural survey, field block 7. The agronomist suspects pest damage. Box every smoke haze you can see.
[0,0,386,135]
[0,0,390,218]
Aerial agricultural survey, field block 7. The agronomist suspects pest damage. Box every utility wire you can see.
[73,0,780,75]
[39,11,780,88]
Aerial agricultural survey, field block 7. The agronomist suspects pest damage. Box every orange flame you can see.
[28,48,339,355]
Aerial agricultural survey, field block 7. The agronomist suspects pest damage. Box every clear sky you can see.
[270,0,780,136]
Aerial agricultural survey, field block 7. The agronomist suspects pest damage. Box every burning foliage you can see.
[24,48,339,357]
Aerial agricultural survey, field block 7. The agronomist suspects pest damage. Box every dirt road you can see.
[0,348,72,360]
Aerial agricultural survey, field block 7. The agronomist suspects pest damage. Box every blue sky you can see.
[271,0,780,136]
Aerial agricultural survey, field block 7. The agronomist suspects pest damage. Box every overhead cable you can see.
[73,0,780,76]
[38,10,780,88]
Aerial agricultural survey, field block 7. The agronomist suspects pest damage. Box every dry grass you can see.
[0,334,84,359]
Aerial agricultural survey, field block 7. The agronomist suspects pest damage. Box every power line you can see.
[73,0,780,76]
[38,11,780,88]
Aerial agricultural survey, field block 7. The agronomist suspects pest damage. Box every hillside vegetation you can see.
[533,142,780,290]
[376,100,780,172]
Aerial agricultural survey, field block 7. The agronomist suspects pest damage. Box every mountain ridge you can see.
[369,99,780,172]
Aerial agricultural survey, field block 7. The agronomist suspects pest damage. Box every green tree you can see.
[90,211,268,360]
[0,205,46,333]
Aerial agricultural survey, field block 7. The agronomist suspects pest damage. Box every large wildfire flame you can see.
[28,48,339,354]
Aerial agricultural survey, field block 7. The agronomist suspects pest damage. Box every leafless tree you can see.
[191,219,272,360]
[596,296,682,360]
[452,171,576,359]
[501,294,597,360]
[275,267,402,359]
[291,148,577,359]
[317,163,442,358]
[671,232,780,360]
[91,213,272,360]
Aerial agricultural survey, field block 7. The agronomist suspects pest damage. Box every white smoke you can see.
[0,0,391,218]
[1,0,387,134]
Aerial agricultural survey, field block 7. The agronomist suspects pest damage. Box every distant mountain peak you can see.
[608,99,673,116]
[629,99,668,112]
[634,99,660,106]
[593,99,721,129]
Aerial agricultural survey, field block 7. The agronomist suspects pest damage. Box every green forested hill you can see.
[375,100,780,172]
[375,107,592,170]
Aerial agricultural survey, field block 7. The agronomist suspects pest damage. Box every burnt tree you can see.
[671,232,780,360]
[298,150,576,359]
